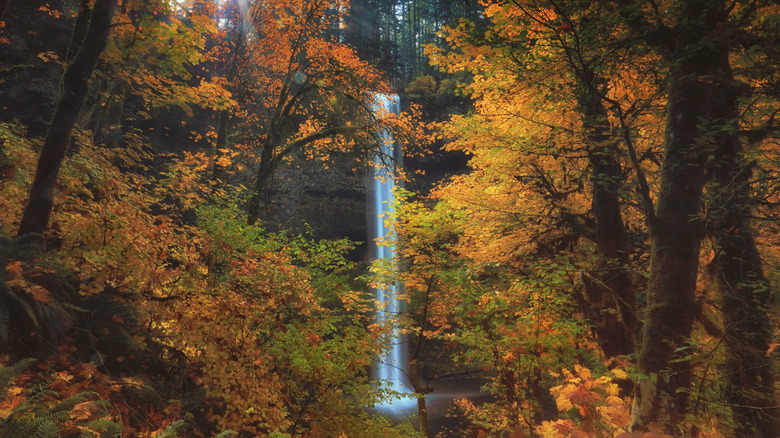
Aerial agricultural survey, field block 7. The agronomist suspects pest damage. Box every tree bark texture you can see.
[714,215,779,438]
[93,79,129,146]
[575,69,639,359]
[17,0,118,237]
[631,0,729,432]
[706,45,779,438]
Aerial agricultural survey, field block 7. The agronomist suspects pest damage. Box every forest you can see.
[0,0,778,437]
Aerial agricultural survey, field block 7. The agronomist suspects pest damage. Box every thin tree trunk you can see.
[66,0,91,63]
[83,77,110,131]
[17,0,117,237]
[408,276,434,438]
[212,36,243,183]
[631,0,727,431]
[212,109,232,182]
[246,139,277,224]
[93,80,128,146]
[212,7,244,183]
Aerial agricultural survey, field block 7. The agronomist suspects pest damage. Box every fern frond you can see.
[0,284,40,334]
[32,420,58,438]
[34,408,71,425]
[213,431,238,438]
[13,419,38,437]
[0,389,59,432]
[49,393,91,414]
[0,357,36,398]
[9,234,45,261]
[152,419,187,438]
[82,418,122,438]
[60,302,87,314]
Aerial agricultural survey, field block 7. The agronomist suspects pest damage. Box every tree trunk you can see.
[631,0,727,432]
[714,207,779,438]
[408,275,434,438]
[212,18,244,183]
[707,48,779,438]
[66,0,91,64]
[246,140,277,224]
[212,108,232,182]
[17,0,117,238]
[408,359,429,438]
[575,69,638,359]
[93,79,129,146]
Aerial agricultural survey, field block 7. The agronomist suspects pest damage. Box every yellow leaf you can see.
[574,364,591,381]
[612,368,628,379]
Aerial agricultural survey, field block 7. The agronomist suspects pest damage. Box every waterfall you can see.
[370,93,415,414]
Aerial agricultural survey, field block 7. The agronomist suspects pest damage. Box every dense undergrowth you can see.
[0,121,420,437]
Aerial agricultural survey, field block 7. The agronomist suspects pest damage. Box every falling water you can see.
[370,93,416,414]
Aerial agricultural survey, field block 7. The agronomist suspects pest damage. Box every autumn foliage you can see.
[1,0,778,437]
[385,0,778,436]
[0,0,423,436]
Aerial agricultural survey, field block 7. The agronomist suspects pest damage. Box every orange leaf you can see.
[568,385,602,406]
[5,261,23,276]
[70,401,95,421]
[27,284,52,303]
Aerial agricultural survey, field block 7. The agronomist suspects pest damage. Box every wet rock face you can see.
[0,0,73,136]
[265,152,369,260]
[403,145,469,196]
[2,74,62,135]
[261,143,468,262]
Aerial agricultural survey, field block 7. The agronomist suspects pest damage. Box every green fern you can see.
[49,393,91,415]
[0,357,35,398]
[80,418,122,438]
[3,391,65,438]
[0,282,40,342]
[213,431,238,438]
[32,420,58,438]
[153,419,187,438]
[0,359,124,438]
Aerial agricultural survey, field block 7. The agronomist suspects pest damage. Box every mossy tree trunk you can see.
[707,49,779,438]
[630,0,729,431]
[713,194,779,437]
[575,67,639,360]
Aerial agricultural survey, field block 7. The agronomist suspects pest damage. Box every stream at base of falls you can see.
[372,376,493,437]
